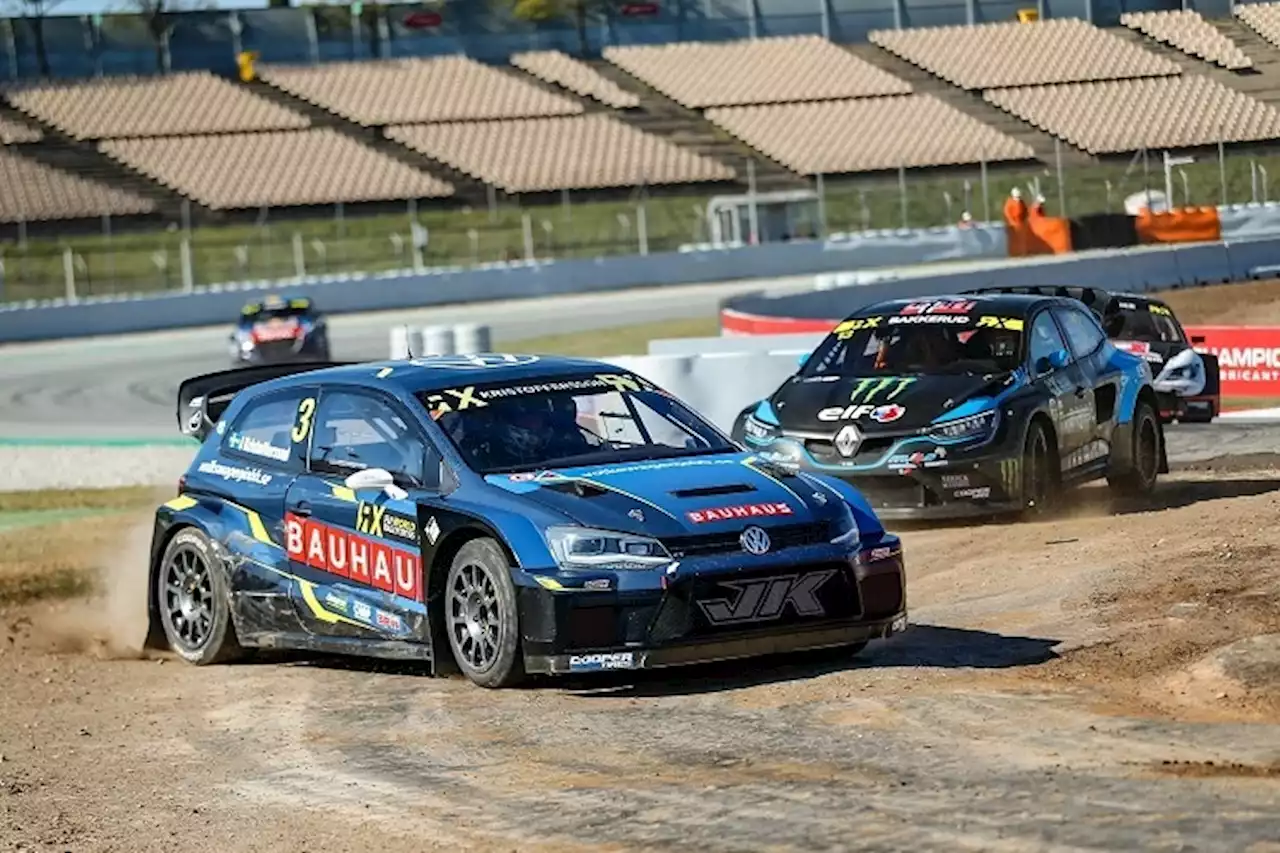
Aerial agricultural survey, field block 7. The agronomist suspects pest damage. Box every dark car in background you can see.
[966,286,1219,423]
[730,293,1166,520]
[228,294,331,367]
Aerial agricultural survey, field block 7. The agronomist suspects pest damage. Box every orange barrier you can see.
[1004,203,1072,256]
[1135,207,1221,244]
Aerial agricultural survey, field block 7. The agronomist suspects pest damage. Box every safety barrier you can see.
[0,225,1006,344]
[388,323,492,357]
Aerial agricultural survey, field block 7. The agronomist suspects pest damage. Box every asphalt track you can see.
[0,276,817,442]
[1,273,1278,459]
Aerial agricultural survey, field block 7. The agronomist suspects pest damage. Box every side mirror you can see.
[1035,349,1070,375]
[344,468,408,500]
[797,352,811,368]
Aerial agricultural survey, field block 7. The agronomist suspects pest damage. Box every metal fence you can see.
[4,142,1280,305]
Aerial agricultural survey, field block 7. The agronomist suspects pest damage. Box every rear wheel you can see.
[1109,399,1161,497]
[157,528,243,665]
[445,539,525,688]
[1021,419,1059,517]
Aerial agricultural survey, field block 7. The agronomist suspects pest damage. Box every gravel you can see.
[0,446,195,492]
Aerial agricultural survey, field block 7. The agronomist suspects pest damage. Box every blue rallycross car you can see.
[149,354,908,688]
[729,292,1167,520]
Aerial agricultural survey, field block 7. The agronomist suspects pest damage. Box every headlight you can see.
[743,414,779,442]
[239,338,255,352]
[545,526,672,571]
[928,409,998,440]
[829,501,860,547]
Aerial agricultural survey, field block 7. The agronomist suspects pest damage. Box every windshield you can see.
[803,306,1025,378]
[417,373,735,474]
[1107,304,1184,344]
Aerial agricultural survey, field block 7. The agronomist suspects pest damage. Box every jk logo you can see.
[356,502,385,537]
[696,570,836,625]
[848,377,915,404]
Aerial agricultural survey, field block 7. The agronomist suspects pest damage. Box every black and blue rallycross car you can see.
[730,293,1167,520]
[149,354,908,688]
[228,294,331,367]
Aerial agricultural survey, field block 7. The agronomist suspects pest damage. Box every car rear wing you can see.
[964,285,1116,317]
[177,362,350,442]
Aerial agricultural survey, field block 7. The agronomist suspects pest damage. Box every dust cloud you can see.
[28,512,161,660]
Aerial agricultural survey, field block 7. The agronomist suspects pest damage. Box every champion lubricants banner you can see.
[1186,326,1280,398]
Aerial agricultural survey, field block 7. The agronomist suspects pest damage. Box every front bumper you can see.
[519,544,908,675]
[1155,390,1218,423]
[817,454,1024,521]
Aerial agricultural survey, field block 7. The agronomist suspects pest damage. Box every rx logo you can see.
[697,570,836,626]
[422,385,487,415]
[739,525,771,555]
[356,502,385,537]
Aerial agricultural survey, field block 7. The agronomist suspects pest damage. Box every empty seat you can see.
[510,51,640,108]
[704,95,1034,174]
[385,114,735,194]
[258,56,584,126]
[870,18,1181,90]
[0,114,41,144]
[1121,10,1252,70]
[0,149,154,223]
[984,75,1280,154]
[1236,2,1280,51]
[3,72,309,140]
[99,128,453,210]
[603,35,911,109]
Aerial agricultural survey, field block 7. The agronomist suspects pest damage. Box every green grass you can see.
[0,485,161,513]
[0,486,160,606]
[504,316,720,356]
[4,145,1278,304]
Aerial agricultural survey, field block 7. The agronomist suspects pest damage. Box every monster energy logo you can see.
[848,377,916,404]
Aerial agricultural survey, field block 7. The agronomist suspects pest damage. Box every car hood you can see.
[769,372,1013,433]
[483,453,841,538]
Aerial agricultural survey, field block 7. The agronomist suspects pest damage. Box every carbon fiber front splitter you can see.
[523,612,907,675]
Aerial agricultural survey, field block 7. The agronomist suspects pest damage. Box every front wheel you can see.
[1021,419,1059,517]
[157,528,243,665]
[445,539,525,688]
[1109,399,1161,497]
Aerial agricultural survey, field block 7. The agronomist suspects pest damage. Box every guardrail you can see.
[720,236,1280,328]
[0,225,1006,344]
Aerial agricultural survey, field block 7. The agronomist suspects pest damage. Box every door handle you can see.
[290,501,312,517]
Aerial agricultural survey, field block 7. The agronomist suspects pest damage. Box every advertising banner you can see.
[1186,325,1280,398]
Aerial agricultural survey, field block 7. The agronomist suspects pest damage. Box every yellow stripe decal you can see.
[164,495,198,511]
[225,502,277,547]
[329,485,357,503]
[533,576,565,591]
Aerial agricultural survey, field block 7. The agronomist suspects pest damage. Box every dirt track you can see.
[4,459,1280,852]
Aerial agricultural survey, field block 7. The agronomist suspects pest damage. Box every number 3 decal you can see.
[292,397,316,443]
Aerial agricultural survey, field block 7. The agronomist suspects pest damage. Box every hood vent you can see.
[544,479,609,498]
[670,483,756,499]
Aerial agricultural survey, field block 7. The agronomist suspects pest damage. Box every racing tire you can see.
[157,528,243,665]
[1020,419,1060,518]
[1109,399,1161,497]
[445,538,525,689]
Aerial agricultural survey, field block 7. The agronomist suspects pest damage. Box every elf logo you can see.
[817,403,906,423]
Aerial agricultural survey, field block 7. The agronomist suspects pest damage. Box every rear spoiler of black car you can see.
[177,362,351,442]
[964,285,1116,318]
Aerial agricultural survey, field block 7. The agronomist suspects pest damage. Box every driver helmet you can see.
[504,398,552,461]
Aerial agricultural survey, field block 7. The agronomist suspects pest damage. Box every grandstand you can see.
[5,5,1280,258]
